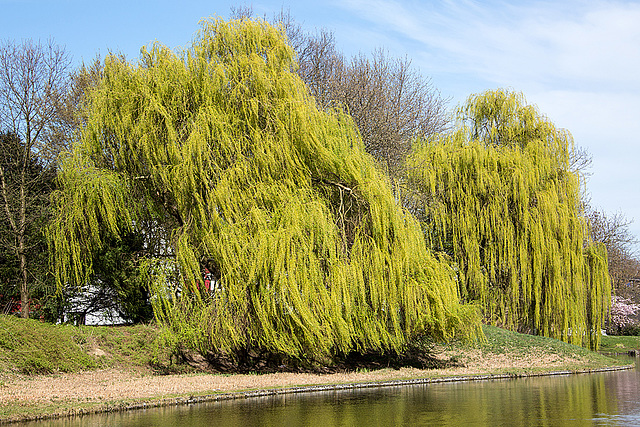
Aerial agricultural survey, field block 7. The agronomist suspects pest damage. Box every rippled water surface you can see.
[22,358,640,426]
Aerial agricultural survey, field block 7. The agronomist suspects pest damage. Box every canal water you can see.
[21,357,640,426]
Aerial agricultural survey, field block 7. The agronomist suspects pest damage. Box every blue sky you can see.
[3,0,640,251]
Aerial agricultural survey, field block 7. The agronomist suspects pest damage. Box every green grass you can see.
[599,335,640,353]
[442,325,629,373]
[0,315,97,374]
[480,324,603,358]
[0,315,175,375]
[80,323,167,367]
[363,324,627,375]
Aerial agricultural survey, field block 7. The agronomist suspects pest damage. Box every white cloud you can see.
[335,0,640,248]
[337,0,640,90]
[518,3,640,89]
[529,90,640,144]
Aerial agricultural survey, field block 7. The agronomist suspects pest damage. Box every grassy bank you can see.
[0,315,632,423]
[461,324,629,373]
[0,315,173,375]
[599,335,640,353]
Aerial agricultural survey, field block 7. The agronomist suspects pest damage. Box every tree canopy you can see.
[232,7,450,181]
[407,90,610,349]
[47,18,477,360]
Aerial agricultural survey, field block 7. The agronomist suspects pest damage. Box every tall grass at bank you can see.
[0,315,171,374]
[0,315,96,374]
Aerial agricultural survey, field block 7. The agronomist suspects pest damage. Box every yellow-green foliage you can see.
[48,18,478,359]
[407,90,610,349]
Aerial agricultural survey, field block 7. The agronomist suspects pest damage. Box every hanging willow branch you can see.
[47,18,480,360]
[407,89,611,350]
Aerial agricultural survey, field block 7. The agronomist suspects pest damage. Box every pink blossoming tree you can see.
[610,296,640,332]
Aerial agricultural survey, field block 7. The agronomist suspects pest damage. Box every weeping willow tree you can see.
[407,89,610,349]
[47,18,478,361]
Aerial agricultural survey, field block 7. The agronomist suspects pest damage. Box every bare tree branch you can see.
[587,206,640,295]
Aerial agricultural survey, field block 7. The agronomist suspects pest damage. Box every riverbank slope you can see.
[0,316,631,423]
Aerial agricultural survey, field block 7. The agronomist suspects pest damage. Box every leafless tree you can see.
[587,208,640,296]
[570,145,593,177]
[0,38,71,318]
[330,50,449,177]
[62,56,104,133]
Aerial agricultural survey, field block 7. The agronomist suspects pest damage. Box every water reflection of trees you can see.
[603,368,640,417]
[392,374,618,425]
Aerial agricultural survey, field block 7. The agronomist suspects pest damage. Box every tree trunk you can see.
[19,163,29,319]
[19,241,28,318]
[0,162,30,318]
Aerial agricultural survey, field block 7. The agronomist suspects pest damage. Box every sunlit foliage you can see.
[407,90,610,349]
[47,18,478,360]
